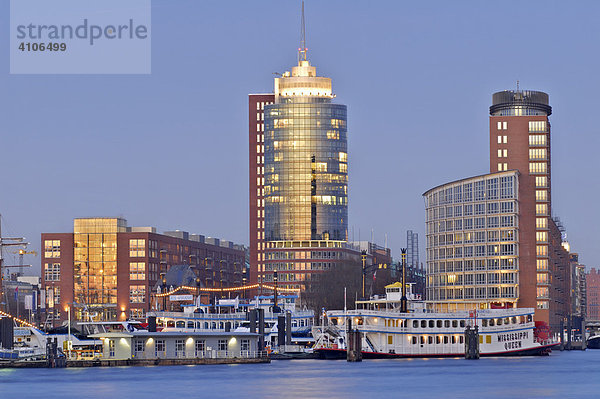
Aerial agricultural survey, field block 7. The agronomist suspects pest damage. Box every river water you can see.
[1,350,597,398]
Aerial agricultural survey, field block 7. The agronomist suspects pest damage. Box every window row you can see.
[427,258,517,273]
[428,230,516,246]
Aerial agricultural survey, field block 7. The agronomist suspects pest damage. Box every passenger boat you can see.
[587,335,600,349]
[149,294,315,350]
[312,283,559,359]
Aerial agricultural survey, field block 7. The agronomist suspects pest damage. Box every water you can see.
[1,351,597,398]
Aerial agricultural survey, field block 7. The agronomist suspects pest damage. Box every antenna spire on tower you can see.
[516,80,520,91]
[299,1,307,62]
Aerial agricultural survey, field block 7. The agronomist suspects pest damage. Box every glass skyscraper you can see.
[264,55,348,242]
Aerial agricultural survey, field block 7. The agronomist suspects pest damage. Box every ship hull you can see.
[315,342,559,360]
[587,336,600,349]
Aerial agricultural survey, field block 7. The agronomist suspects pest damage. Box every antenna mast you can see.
[299,1,307,62]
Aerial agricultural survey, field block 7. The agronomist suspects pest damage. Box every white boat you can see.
[149,294,315,351]
[312,283,559,359]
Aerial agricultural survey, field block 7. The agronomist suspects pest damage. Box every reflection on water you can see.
[1,351,598,399]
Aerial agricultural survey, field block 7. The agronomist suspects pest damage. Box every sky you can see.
[0,0,599,274]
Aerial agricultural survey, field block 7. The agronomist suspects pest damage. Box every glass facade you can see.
[264,99,347,241]
[73,218,127,320]
[424,171,520,308]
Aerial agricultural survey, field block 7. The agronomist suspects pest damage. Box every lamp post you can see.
[361,251,367,299]
[401,248,408,313]
[195,276,201,306]
[161,274,167,311]
[273,270,279,313]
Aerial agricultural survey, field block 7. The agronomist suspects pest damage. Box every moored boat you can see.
[312,283,559,359]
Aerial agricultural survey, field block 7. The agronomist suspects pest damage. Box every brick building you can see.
[587,268,600,321]
[41,217,245,324]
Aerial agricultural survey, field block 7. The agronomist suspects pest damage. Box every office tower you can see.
[250,7,352,290]
[424,88,571,332]
[424,171,521,309]
[41,217,245,324]
[489,89,569,330]
[406,230,419,269]
[249,94,275,285]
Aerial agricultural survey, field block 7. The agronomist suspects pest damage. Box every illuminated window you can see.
[503,122,507,130]
[529,148,547,160]
[129,239,146,257]
[44,240,61,258]
[497,122,502,130]
[535,176,547,188]
[537,273,549,284]
[339,163,348,173]
[536,245,548,256]
[338,152,347,162]
[129,285,146,303]
[129,262,146,280]
[44,263,60,281]
[529,162,547,174]
[497,135,502,144]
[497,149,502,158]
[537,259,548,271]
[536,190,547,201]
[497,163,502,171]
[537,301,549,309]
[536,217,547,229]
[529,121,547,132]
[536,203,548,215]
[503,136,507,144]
[529,135,547,146]
[536,286,549,299]
[536,231,547,243]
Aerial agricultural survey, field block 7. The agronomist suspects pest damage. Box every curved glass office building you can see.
[264,57,348,242]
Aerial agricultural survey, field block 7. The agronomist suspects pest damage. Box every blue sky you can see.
[1,0,599,273]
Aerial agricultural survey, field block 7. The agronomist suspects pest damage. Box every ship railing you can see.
[150,312,247,320]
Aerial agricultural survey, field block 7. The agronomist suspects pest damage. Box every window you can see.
[536,245,548,256]
[130,309,144,319]
[487,217,499,228]
[535,176,547,188]
[536,190,547,201]
[474,181,485,201]
[529,162,547,174]
[497,121,502,130]
[537,301,549,309]
[529,134,547,146]
[241,339,250,352]
[503,122,507,130]
[500,230,514,242]
[503,136,507,144]
[529,121,547,132]
[529,148,547,160]
[218,339,228,352]
[155,340,165,357]
[536,232,548,243]
[44,263,60,281]
[537,273,549,284]
[129,239,146,257]
[487,202,499,214]
[500,216,514,227]
[134,340,144,355]
[195,340,206,355]
[130,285,146,303]
[129,262,146,280]
[537,259,548,271]
[535,218,548,229]
[46,286,60,306]
[536,203,548,215]
[500,176,514,198]
[537,287,549,299]
[44,240,61,258]
[109,340,115,357]
[500,201,514,213]
[501,244,515,255]
[175,339,185,357]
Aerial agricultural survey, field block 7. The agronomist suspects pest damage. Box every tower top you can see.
[298,1,308,63]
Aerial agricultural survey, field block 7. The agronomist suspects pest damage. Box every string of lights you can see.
[0,309,35,328]
[155,283,300,298]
